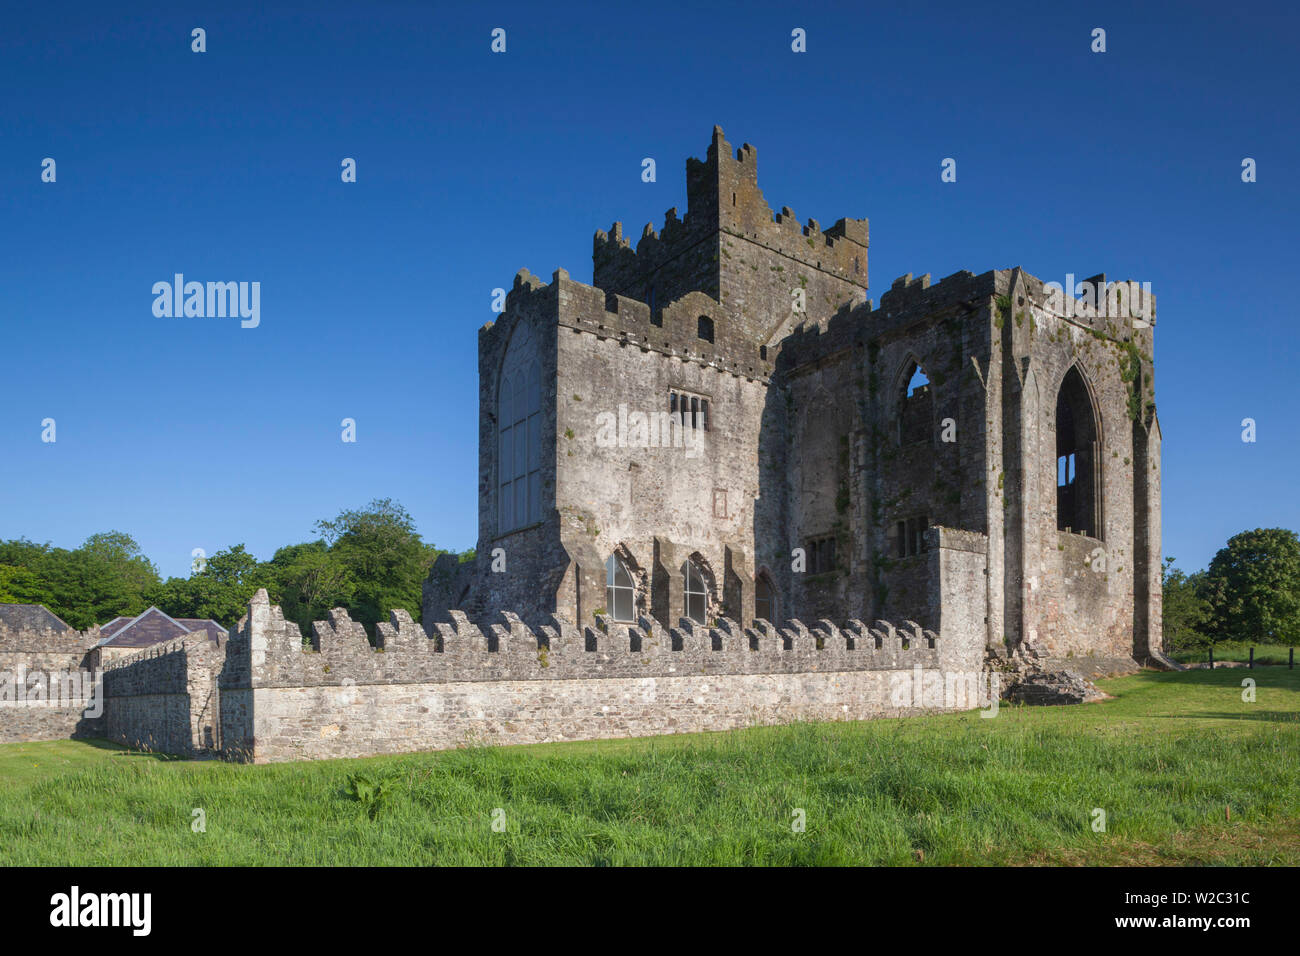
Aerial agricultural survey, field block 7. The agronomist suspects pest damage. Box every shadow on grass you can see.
[72,736,188,762]
[1113,668,1300,687]
[68,737,130,753]
[1170,711,1300,724]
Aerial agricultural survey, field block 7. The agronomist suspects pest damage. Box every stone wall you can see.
[223,588,983,763]
[0,624,102,742]
[101,630,226,755]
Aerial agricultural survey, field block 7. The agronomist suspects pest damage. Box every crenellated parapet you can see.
[483,265,775,382]
[0,623,99,656]
[101,629,226,695]
[235,594,942,689]
[593,126,868,303]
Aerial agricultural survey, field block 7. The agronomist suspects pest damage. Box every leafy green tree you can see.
[263,541,356,638]
[0,533,160,628]
[148,544,271,626]
[80,531,160,601]
[0,504,463,637]
[0,538,52,569]
[0,563,48,605]
[314,498,438,637]
[1160,557,1209,651]
[1203,528,1300,645]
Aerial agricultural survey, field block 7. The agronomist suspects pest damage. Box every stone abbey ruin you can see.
[1,128,1164,761]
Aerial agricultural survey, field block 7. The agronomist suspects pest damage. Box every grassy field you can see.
[1170,642,1297,667]
[1,668,1297,865]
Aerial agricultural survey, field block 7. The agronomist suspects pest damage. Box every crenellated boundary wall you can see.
[2,528,991,762]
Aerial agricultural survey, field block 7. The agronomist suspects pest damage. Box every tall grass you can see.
[1,669,1296,865]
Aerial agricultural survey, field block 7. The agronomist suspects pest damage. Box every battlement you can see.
[100,628,222,672]
[775,300,875,372]
[232,588,940,689]
[876,269,993,318]
[0,623,98,654]
[593,126,868,310]
[874,267,1156,348]
[1028,272,1157,346]
[482,266,776,381]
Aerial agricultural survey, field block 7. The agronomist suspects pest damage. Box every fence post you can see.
[1208,647,1214,670]
[1290,647,1294,670]
[1249,647,1254,669]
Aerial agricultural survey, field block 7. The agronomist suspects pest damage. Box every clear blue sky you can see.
[2,1,1296,579]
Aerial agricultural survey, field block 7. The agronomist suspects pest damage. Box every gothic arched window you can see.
[605,554,636,623]
[1056,365,1101,538]
[498,321,541,533]
[684,560,708,625]
[899,358,932,445]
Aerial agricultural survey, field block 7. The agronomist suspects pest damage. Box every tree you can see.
[0,533,160,629]
[314,498,438,637]
[81,531,160,592]
[1203,528,1300,645]
[263,541,356,638]
[0,564,47,605]
[148,544,270,626]
[1160,557,1209,651]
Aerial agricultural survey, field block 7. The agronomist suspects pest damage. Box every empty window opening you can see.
[1055,366,1100,537]
[684,560,708,625]
[1057,453,1075,488]
[806,536,837,574]
[669,390,710,430]
[605,554,636,623]
[697,315,715,343]
[899,359,933,445]
[894,516,929,558]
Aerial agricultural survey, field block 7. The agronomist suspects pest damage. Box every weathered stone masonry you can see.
[220,552,985,760]
[101,631,226,756]
[0,127,1164,763]
[0,623,103,742]
[429,126,1164,679]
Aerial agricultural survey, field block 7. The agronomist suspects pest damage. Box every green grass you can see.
[1,669,1297,865]
[1170,641,1297,667]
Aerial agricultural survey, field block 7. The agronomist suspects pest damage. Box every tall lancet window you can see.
[498,321,541,533]
[684,560,708,625]
[605,554,636,623]
[1055,365,1101,538]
